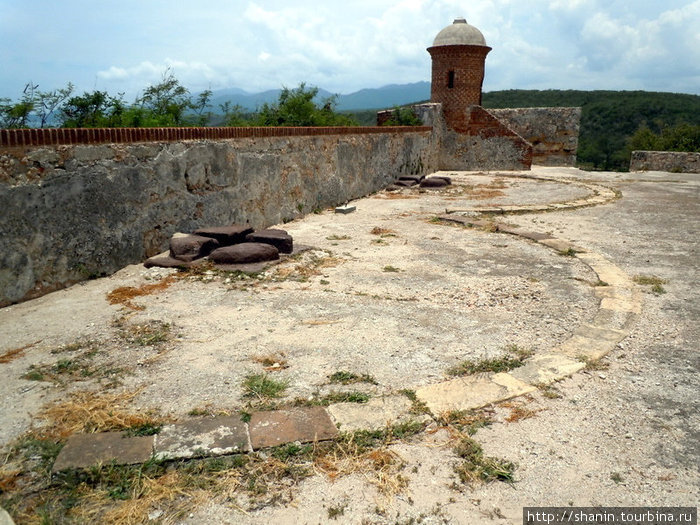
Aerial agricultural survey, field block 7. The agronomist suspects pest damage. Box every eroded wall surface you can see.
[630,151,700,173]
[437,106,533,171]
[0,130,434,306]
[489,107,581,166]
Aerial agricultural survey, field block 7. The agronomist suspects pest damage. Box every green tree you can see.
[219,101,251,126]
[254,83,357,127]
[34,83,74,127]
[0,83,34,128]
[136,68,193,126]
[59,90,128,128]
[381,106,422,126]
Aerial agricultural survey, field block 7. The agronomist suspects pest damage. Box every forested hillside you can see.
[482,90,700,171]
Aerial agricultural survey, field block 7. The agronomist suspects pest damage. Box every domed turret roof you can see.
[431,17,487,47]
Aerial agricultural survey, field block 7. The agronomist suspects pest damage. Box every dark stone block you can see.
[194,224,254,246]
[209,242,279,264]
[249,407,338,449]
[420,177,449,188]
[169,233,220,262]
[398,175,424,183]
[144,254,192,269]
[52,432,154,472]
[395,180,417,187]
[245,229,293,254]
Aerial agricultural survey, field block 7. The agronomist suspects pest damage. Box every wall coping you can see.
[0,125,432,149]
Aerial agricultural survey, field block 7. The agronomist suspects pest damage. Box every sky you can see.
[1,0,699,101]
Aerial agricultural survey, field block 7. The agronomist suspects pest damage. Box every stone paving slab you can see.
[590,307,636,331]
[327,395,430,432]
[249,407,339,449]
[415,372,536,415]
[153,416,251,460]
[508,353,586,385]
[52,432,155,472]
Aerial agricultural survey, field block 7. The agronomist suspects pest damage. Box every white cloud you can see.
[1,0,699,99]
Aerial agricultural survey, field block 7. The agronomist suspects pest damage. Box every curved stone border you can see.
[444,173,620,215]
[409,215,642,415]
[50,203,642,472]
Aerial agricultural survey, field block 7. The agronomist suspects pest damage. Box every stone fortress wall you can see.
[629,150,700,173]
[0,125,435,306]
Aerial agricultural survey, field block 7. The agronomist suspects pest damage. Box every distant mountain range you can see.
[208,81,431,112]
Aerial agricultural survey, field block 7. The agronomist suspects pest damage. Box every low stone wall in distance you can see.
[489,107,581,166]
[630,151,700,173]
[0,127,434,306]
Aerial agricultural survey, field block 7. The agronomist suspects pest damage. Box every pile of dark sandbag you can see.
[144,224,294,269]
[386,175,452,191]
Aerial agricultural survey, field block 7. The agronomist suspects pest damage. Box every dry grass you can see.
[0,341,40,364]
[107,275,179,310]
[375,192,418,200]
[272,252,342,282]
[252,352,289,371]
[315,441,408,500]
[370,227,397,236]
[505,405,539,423]
[38,389,167,439]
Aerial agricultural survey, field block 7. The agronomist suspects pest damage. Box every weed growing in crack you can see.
[448,344,533,376]
[382,265,401,273]
[329,371,378,385]
[242,374,289,401]
[577,355,610,371]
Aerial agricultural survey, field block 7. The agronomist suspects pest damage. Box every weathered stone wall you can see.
[630,151,700,173]
[489,107,581,166]
[427,105,532,170]
[0,129,435,306]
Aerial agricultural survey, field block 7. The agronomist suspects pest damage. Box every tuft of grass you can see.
[453,437,516,485]
[448,345,532,376]
[399,389,431,415]
[329,371,378,385]
[560,247,578,257]
[328,502,347,519]
[537,383,563,399]
[326,234,351,241]
[651,283,666,295]
[633,275,667,286]
[437,410,493,435]
[593,280,609,287]
[610,472,624,484]
[633,275,668,295]
[293,391,371,407]
[382,265,401,273]
[242,373,288,401]
[577,355,610,371]
[20,341,124,386]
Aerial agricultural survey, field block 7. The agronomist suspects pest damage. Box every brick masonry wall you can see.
[630,151,700,173]
[489,108,582,166]
[428,45,490,131]
[0,129,435,306]
[0,125,430,148]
